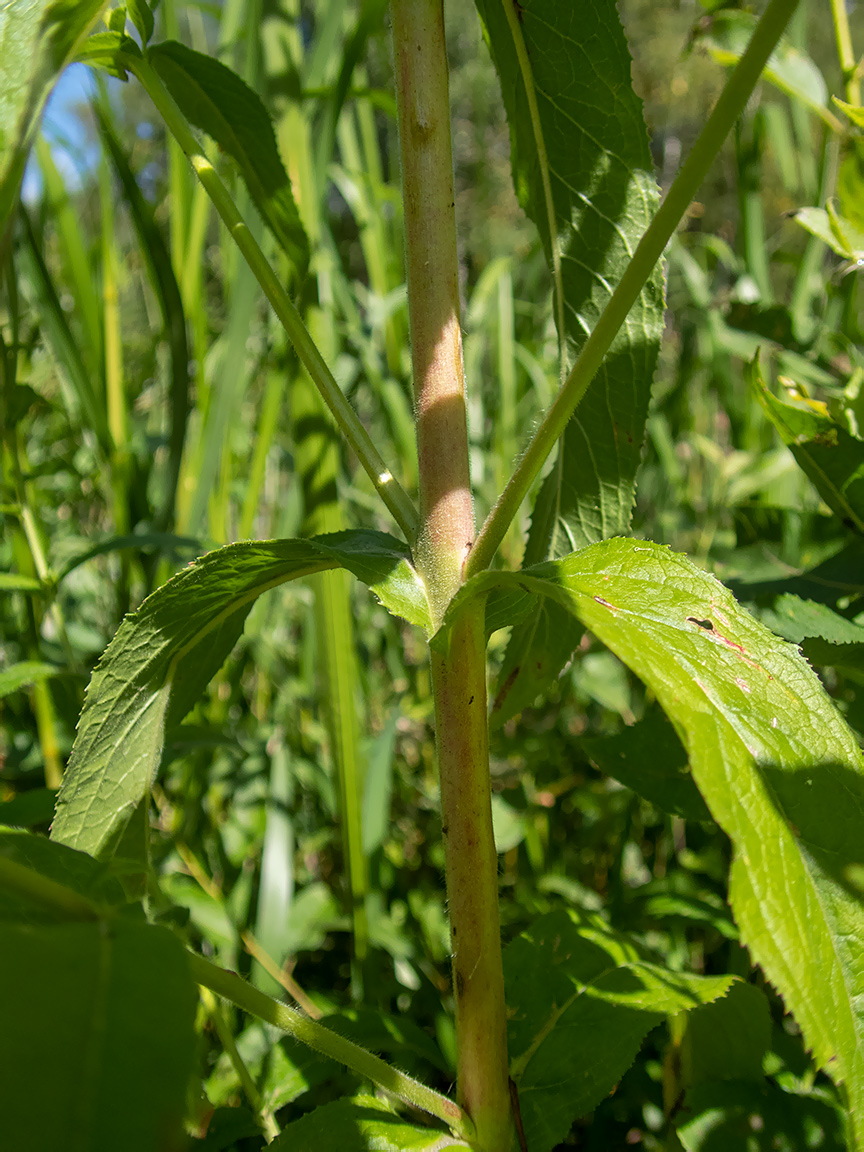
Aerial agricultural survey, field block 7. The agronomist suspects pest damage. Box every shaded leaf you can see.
[0,826,126,920]
[676,1080,845,1151]
[678,981,771,1087]
[760,593,864,646]
[505,908,734,1152]
[148,40,309,278]
[476,0,663,714]
[0,917,197,1152]
[52,532,428,859]
[581,704,712,822]
[268,1095,470,1151]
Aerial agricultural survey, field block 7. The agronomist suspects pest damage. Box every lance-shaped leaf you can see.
[0,0,107,239]
[438,536,864,1141]
[475,0,664,721]
[148,40,309,279]
[52,531,428,858]
[504,908,735,1152]
[753,359,864,534]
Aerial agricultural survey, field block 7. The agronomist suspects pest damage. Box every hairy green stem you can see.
[188,953,473,1139]
[467,0,802,577]
[129,55,418,544]
[392,2,511,1148]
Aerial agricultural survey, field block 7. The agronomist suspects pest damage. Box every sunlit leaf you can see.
[52,532,428,858]
[440,535,864,1139]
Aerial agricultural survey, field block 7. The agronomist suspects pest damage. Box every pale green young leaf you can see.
[0,0,107,237]
[505,908,734,1152]
[148,40,310,279]
[0,918,197,1152]
[440,536,864,1141]
[475,0,663,714]
[52,532,428,858]
[753,360,864,533]
[268,1095,470,1151]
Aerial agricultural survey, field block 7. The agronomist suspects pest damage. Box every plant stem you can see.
[129,55,418,544]
[188,953,474,1140]
[391,0,473,626]
[467,0,802,577]
[830,0,860,106]
[392,3,511,1148]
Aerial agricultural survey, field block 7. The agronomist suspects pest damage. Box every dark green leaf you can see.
[268,1095,470,1151]
[678,981,771,1087]
[505,908,734,1152]
[0,789,57,828]
[148,40,310,279]
[0,918,197,1152]
[127,0,152,44]
[677,1080,845,1151]
[760,593,864,646]
[52,532,428,858]
[581,704,712,822]
[476,0,663,713]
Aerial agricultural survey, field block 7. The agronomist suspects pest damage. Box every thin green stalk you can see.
[830,0,860,106]
[467,0,802,577]
[392,1,510,1147]
[199,986,280,1143]
[128,54,418,544]
[188,953,473,1139]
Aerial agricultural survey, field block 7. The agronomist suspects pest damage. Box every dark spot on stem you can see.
[455,970,465,999]
[468,695,474,705]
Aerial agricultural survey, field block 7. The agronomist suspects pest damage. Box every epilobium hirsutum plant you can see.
[3,0,864,1148]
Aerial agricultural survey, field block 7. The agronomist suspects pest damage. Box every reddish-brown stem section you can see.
[392,2,512,1147]
[392,0,473,626]
[430,606,511,1150]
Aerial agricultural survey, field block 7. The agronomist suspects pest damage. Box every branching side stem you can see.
[467,0,802,576]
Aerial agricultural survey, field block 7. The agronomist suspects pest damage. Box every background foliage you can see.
[4,0,864,1146]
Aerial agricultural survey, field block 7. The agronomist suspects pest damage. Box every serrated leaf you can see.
[581,704,712,822]
[0,917,197,1152]
[148,40,309,278]
[760,593,864,646]
[440,535,864,1141]
[753,359,864,533]
[0,0,107,238]
[52,531,427,858]
[505,908,734,1152]
[694,9,830,118]
[268,1095,470,1151]
[477,0,663,714]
